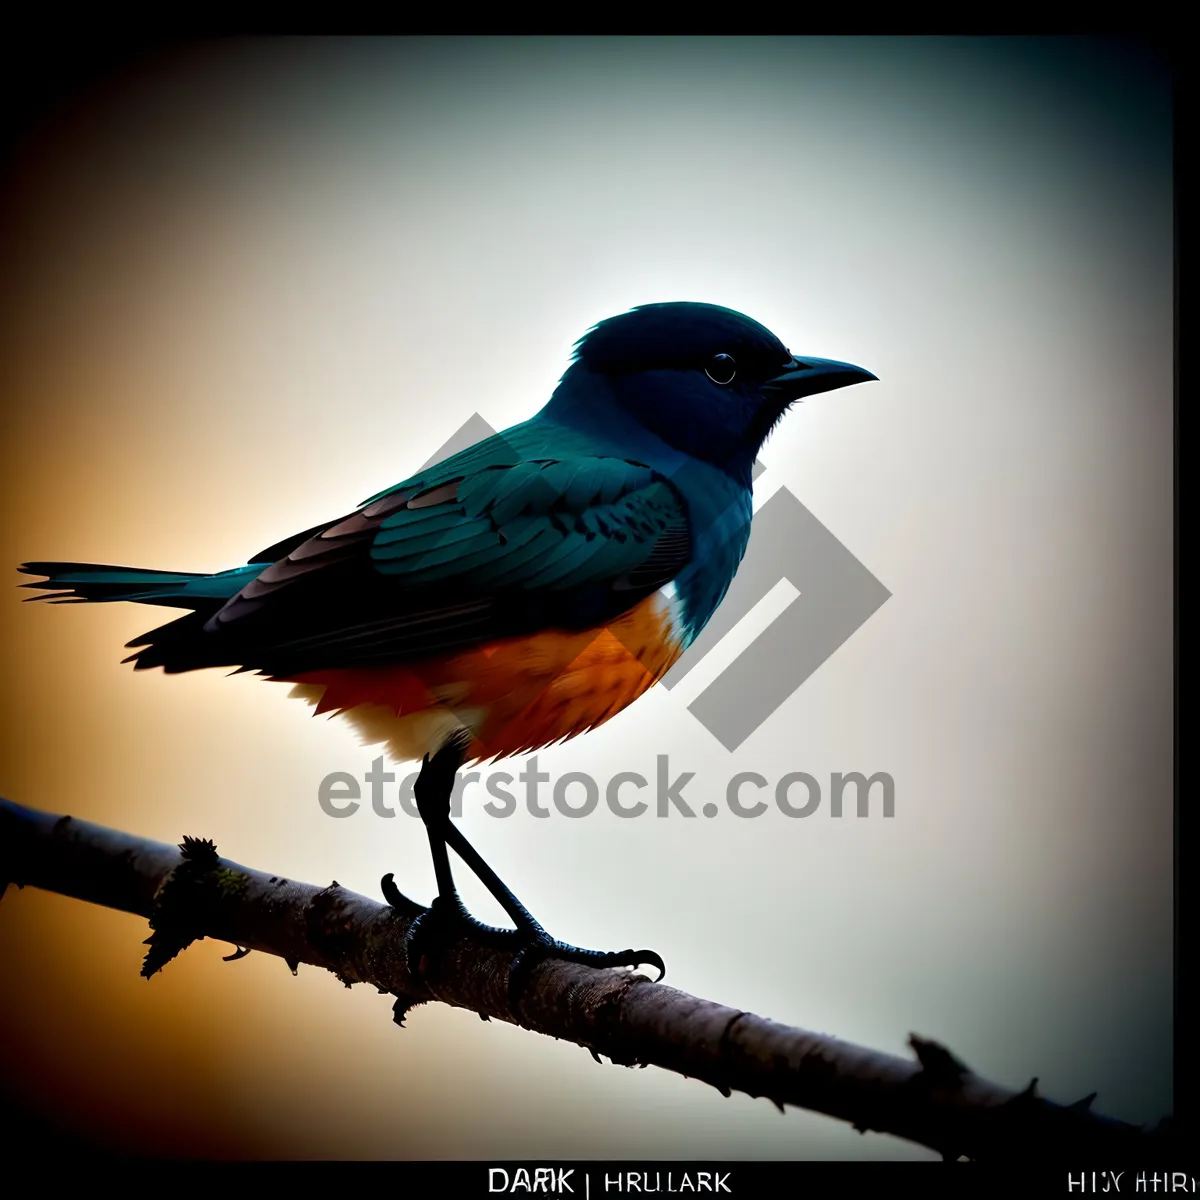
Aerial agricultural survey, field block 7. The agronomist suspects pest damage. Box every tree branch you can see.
[0,796,1168,1161]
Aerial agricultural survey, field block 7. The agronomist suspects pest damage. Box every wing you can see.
[178,437,692,676]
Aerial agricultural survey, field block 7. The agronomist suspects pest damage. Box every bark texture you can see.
[0,796,1169,1161]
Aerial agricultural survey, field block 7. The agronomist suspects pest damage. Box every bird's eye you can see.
[705,353,737,385]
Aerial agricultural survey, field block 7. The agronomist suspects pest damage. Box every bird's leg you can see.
[380,736,521,961]
[382,732,665,1014]
[439,817,667,1009]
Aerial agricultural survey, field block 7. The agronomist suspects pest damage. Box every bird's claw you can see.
[506,931,665,1016]
[381,871,414,909]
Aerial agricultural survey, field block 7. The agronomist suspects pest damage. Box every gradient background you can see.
[0,37,1173,1159]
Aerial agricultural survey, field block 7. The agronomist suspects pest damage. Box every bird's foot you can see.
[382,876,664,1015]
[504,926,665,1017]
[393,886,529,973]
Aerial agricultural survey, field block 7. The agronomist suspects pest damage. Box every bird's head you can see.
[551,302,877,484]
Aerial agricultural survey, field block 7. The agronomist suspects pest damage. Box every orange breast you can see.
[282,592,683,763]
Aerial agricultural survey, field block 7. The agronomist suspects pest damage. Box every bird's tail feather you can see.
[17,561,256,609]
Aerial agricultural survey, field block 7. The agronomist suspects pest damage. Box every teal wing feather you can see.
[193,426,693,673]
[368,457,684,591]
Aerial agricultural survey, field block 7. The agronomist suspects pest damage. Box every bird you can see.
[19,301,876,1004]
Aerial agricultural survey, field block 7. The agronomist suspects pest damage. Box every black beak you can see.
[762,355,878,403]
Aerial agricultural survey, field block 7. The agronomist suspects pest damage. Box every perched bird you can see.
[19,301,875,998]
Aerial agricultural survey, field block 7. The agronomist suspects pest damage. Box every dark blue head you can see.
[547,302,876,485]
